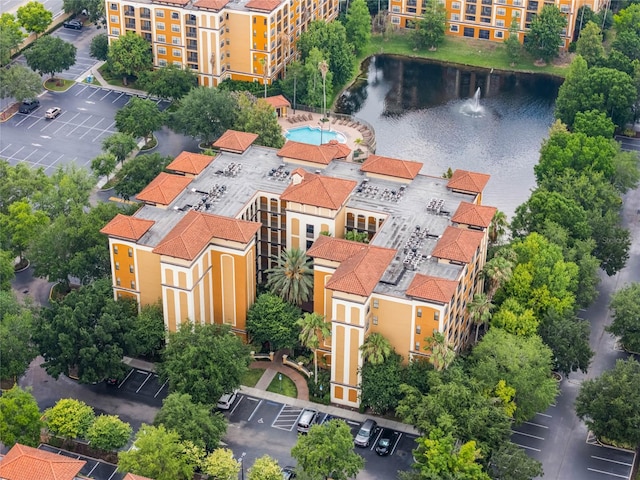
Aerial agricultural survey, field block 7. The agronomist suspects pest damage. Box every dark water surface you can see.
[335,56,563,216]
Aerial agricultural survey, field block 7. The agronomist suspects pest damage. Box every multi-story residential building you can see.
[389,0,604,48]
[101,130,496,407]
[104,0,339,86]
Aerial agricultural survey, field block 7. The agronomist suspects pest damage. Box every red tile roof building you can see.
[0,444,85,480]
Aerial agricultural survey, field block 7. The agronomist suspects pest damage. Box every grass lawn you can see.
[242,367,266,387]
[267,373,298,398]
[44,78,75,92]
[97,64,141,89]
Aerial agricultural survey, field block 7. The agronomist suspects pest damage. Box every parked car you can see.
[282,466,296,479]
[216,390,238,410]
[45,107,62,119]
[375,428,394,456]
[354,418,377,447]
[296,409,318,434]
[19,99,40,114]
[63,19,82,29]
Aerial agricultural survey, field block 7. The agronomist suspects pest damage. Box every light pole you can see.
[318,60,328,145]
[278,373,282,393]
[239,452,246,480]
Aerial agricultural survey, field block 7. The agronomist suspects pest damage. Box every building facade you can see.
[101,131,496,407]
[104,0,339,86]
[389,0,603,48]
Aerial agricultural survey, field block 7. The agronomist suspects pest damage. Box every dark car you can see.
[282,466,296,479]
[63,19,83,29]
[19,99,40,114]
[375,428,394,456]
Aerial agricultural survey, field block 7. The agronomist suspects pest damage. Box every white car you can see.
[217,390,238,410]
[45,107,62,119]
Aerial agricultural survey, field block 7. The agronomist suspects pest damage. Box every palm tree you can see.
[482,255,514,300]
[297,312,331,383]
[360,332,392,365]
[265,248,313,306]
[425,331,455,371]
[489,210,509,245]
[467,292,494,343]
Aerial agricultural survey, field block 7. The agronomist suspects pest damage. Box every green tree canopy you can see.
[138,64,198,102]
[247,293,301,351]
[159,323,251,405]
[291,419,364,480]
[102,132,138,164]
[345,0,372,54]
[107,31,153,85]
[0,161,50,215]
[360,331,393,365]
[90,33,109,61]
[154,392,227,451]
[575,359,640,446]
[573,110,615,138]
[412,0,447,50]
[524,5,567,62]
[607,283,640,353]
[118,424,195,480]
[86,414,132,451]
[233,93,285,148]
[265,248,313,306]
[0,13,26,66]
[360,351,403,414]
[133,302,166,360]
[504,19,522,66]
[114,153,173,201]
[0,291,37,381]
[62,0,104,23]
[115,97,165,143]
[17,1,52,36]
[24,35,76,79]
[0,64,42,102]
[44,398,95,440]
[0,200,49,261]
[201,448,240,479]
[247,455,283,480]
[491,297,538,336]
[488,442,543,480]
[297,311,331,382]
[575,21,605,66]
[90,153,117,181]
[0,386,42,448]
[539,309,593,377]
[0,250,15,290]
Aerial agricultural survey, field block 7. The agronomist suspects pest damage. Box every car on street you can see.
[216,390,238,410]
[63,19,83,29]
[45,107,62,119]
[354,418,377,447]
[375,428,394,456]
[282,466,296,479]
[19,99,40,114]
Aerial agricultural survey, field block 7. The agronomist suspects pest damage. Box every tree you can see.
[107,31,153,85]
[608,283,640,353]
[115,97,164,144]
[297,312,331,382]
[554,56,591,129]
[482,254,514,300]
[0,386,42,448]
[248,455,283,480]
[265,248,313,306]
[0,161,50,215]
[345,0,371,54]
[504,19,521,66]
[154,392,227,451]
[413,0,447,50]
[201,448,240,479]
[488,210,508,246]
[36,164,94,219]
[291,419,364,480]
[44,398,95,441]
[467,293,493,343]
[24,35,76,79]
[491,298,538,337]
[0,250,14,290]
[344,230,369,243]
[611,29,640,61]
[0,200,49,262]
[133,302,166,360]
[86,415,132,451]
[233,93,285,148]
[425,331,455,371]
[33,278,138,382]
[573,109,615,138]
[138,64,198,102]
[360,332,392,365]
[114,153,173,201]
[0,64,41,103]
[62,0,104,23]
[360,352,403,414]
[539,309,593,377]
[469,329,558,423]
[118,424,195,480]
[159,323,251,405]
[90,33,109,61]
[102,132,138,164]
[0,291,37,381]
[488,442,543,480]
[0,13,26,66]
[575,359,640,446]
[302,47,329,108]
[16,1,52,37]
[525,5,566,62]
[576,21,605,66]
[90,153,117,181]
[171,87,238,144]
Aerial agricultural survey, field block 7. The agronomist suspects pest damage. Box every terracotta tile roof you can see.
[245,0,281,10]
[447,169,491,194]
[167,151,214,175]
[193,0,229,9]
[264,95,291,108]
[0,444,85,480]
[326,140,351,158]
[100,214,155,241]
[277,140,350,165]
[155,0,189,5]
[213,130,259,153]
[406,274,459,303]
[451,202,497,228]
[360,154,422,180]
[325,245,396,297]
[307,235,369,262]
[153,210,260,260]
[124,474,155,480]
[432,226,484,263]
[136,172,192,206]
[280,171,356,209]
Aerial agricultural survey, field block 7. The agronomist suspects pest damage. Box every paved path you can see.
[251,359,310,401]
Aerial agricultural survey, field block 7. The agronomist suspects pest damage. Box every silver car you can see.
[354,418,377,447]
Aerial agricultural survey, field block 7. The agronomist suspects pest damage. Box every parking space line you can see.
[154,379,168,398]
[512,442,541,452]
[112,92,125,103]
[370,428,383,451]
[229,395,245,415]
[31,151,50,167]
[536,412,553,418]
[118,368,135,389]
[587,468,629,478]
[136,372,153,393]
[512,430,544,441]
[86,462,99,476]
[270,404,287,428]
[74,85,89,96]
[591,456,633,467]
[523,421,549,429]
[66,116,93,136]
[390,433,402,456]
[247,400,263,421]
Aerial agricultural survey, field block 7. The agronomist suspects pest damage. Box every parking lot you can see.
[0,83,168,173]
[97,366,168,408]
[38,444,124,480]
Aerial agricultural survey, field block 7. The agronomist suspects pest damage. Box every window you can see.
[497,7,505,15]
[172,36,180,44]
[391,5,400,11]
[157,34,166,43]
[451,13,460,20]
[158,46,167,54]
[496,19,505,26]
[463,27,475,37]
[116,278,121,286]
[131,281,136,289]
[391,16,400,24]
[115,262,120,270]
[450,24,459,32]
[415,342,420,350]
[159,59,167,66]
[113,246,119,254]
[110,15,118,23]
[417,308,422,318]
[253,17,257,23]
[128,248,133,257]
[172,25,180,32]
[110,3,117,9]
[373,299,379,308]
[156,10,164,17]
[111,27,120,35]
[173,48,181,57]
[129,265,134,273]
[306,224,314,238]
[372,316,378,325]
[479,28,490,39]
[451,1,460,7]
[434,311,440,321]
[306,240,313,249]
[513,10,521,16]
[560,5,569,12]
[171,12,179,19]
[157,22,165,30]
[416,325,421,334]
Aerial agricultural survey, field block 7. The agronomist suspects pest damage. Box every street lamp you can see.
[239,452,246,480]
[279,373,282,393]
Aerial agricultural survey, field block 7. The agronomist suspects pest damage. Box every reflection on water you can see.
[335,56,562,216]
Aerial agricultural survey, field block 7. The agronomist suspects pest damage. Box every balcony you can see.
[140,10,151,18]
[141,20,151,31]
[185,15,196,25]
[125,19,136,29]
[186,27,197,38]
[124,8,134,17]
[187,40,197,50]
[187,53,198,62]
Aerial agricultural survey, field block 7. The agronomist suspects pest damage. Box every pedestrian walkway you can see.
[251,350,310,401]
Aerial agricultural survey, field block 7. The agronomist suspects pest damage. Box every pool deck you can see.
[277,110,374,161]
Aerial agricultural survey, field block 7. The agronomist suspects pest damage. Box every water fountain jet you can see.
[460,87,485,117]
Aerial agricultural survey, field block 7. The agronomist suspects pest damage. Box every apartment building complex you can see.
[104,0,339,86]
[389,0,603,48]
[101,131,495,407]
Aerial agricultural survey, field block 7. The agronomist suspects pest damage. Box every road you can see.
[2,0,64,17]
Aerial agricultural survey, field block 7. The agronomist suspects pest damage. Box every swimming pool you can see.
[285,126,347,146]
